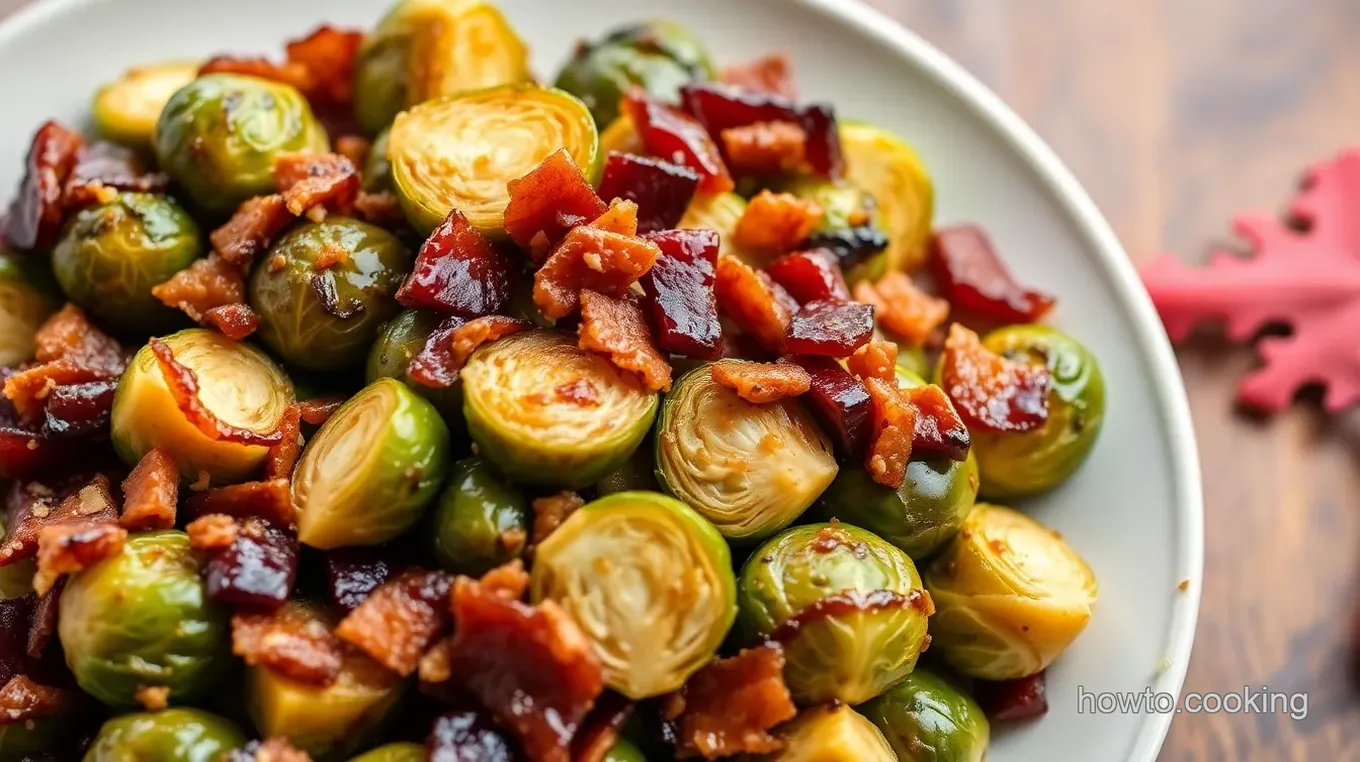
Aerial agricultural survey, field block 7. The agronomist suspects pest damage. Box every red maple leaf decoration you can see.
[1142,149,1360,413]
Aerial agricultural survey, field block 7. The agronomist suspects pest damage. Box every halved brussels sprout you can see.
[761,705,896,762]
[53,192,203,335]
[840,121,933,274]
[859,669,990,762]
[247,603,408,758]
[250,217,412,372]
[363,128,394,193]
[429,456,528,576]
[678,191,753,263]
[555,20,716,127]
[92,60,200,147]
[353,0,531,136]
[389,85,599,234]
[154,73,329,214]
[366,309,464,420]
[0,717,64,762]
[737,523,930,706]
[60,530,229,708]
[112,329,295,483]
[923,503,1098,680]
[604,738,648,762]
[293,378,450,549]
[970,326,1106,498]
[656,361,837,542]
[532,491,736,699]
[461,329,658,488]
[0,250,59,367]
[348,743,425,762]
[84,708,247,762]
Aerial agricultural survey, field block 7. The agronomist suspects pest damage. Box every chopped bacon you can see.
[397,210,517,318]
[312,243,350,271]
[853,272,950,347]
[205,517,298,610]
[641,229,724,359]
[720,121,808,176]
[732,190,821,257]
[32,304,125,375]
[264,406,303,481]
[590,198,640,237]
[325,547,397,611]
[3,121,83,251]
[148,338,285,447]
[596,152,699,234]
[223,737,316,762]
[504,149,609,261]
[0,675,80,724]
[119,448,178,531]
[765,248,850,304]
[624,92,733,194]
[864,377,916,488]
[334,135,371,169]
[577,290,673,392]
[233,606,344,686]
[408,315,531,389]
[200,56,312,92]
[975,672,1049,721]
[152,254,248,323]
[354,191,406,226]
[34,520,126,595]
[296,396,345,426]
[284,26,364,107]
[202,303,261,341]
[847,339,898,384]
[531,492,585,546]
[273,153,360,217]
[479,559,531,601]
[672,644,797,759]
[710,361,810,404]
[27,579,60,659]
[135,684,170,711]
[533,226,661,321]
[211,195,293,268]
[418,634,456,687]
[3,361,104,422]
[931,224,1054,324]
[680,82,843,179]
[572,693,635,762]
[714,255,796,353]
[905,383,971,461]
[183,479,294,528]
[940,324,1051,433]
[187,514,239,551]
[62,141,169,208]
[0,473,118,567]
[784,299,874,357]
[336,569,453,677]
[721,53,797,99]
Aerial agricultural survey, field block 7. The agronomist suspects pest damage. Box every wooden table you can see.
[2,0,1356,759]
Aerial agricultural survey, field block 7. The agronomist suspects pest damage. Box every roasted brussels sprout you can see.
[656,362,837,542]
[555,20,716,127]
[250,217,412,372]
[761,705,896,762]
[840,121,933,274]
[604,738,648,762]
[353,0,531,136]
[461,329,658,488]
[0,718,63,761]
[532,491,736,699]
[365,309,463,419]
[84,708,247,762]
[970,325,1106,498]
[92,60,200,147]
[60,530,229,708]
[859,669,990,762]
[737,523,930,706]
[348,743,425,762]
[923,503,1098,680]
[429,456,528,576]
[678,191,753,263]
[293,378,451,549]
[389,85,599,234]
[112,328,296,483]
[0,250,59,366]
[52,192,203,335]
[363,128,394,193]
[154,73,329,214]
[0,557,34,599]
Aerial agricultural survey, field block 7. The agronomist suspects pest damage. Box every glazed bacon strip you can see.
[504,149,608,261]
[33,521,126,596]
[670,644,797,759]
[152,254,259,339]
[325,548,397,612]
[784,299,875,357]
[408,315,531,389]
[0,473,120,568]
[714,255,796,353]
[765,248,851,305]
[596,152,699,235]
[3,305,127,423]
[731,190,821,257]
[183,479,294,528]
[264,406,304,481]
[202,25,364,110]
[624,92,734,194]
[148,338,285,447]
[864,377,916,488]
[640,228,724,360]
[396,209,517,318]
[710,361,811,404]
[853,272,950,348]
[273,152,360,217]
[940,323,1051,433]
[2,121,83,251]
[204,517,299,610]
[119,448,179,531]
[211,195,293,268]
[335,568,453,677]
[577,290,673,393]
[533,223,661,321]
[62,141,169,209]
[931,224,1055,324]
[232,606,344,686]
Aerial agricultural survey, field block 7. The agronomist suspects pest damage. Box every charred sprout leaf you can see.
[111,329,295,483]
[365,309,463,419]
[84,708,247,762]
[154,74,328,214]
[761,705,896,762]
[923,504,1098,680]
[429,457,529,577]
[0,251,59,367]
[389,85,599,235]
[462,329,658,488]
[347,743,426,762]
[92,60,200,148]
[656,362,836,542]
[859,669,990,762]
[840,121,933,276]
[531,491,736,699]
[293,378,450,549]
[59,530,229,708]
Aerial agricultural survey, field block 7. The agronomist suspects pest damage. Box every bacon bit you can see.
[183,479,293,528]
[152,254,248,323]
[722,53,797,99]
[418,634,456,686]
[334,135,370,168]
[905,384,971,461]
[0,474,119,567]
[596,153,699,235]
[285,26,364,106]
[680,82,844,179]
[409,315,531,389]
[848,340,898,383]
[202,515,298,611]
[714,255,796,352]
[732,190,821,257]
[975,672,1049,721]
[201,56,311,91]
[720,121,808,175]
[641,228,724,360]
[223,737,315,762]
[577,290,673,392]
[202,303,261,340]
[554,379,600,407]
[479,559,531,601]
[3,361,103,421]
[211,195,293,268]
[504,149,609,262]
[233,607,345,686]
[324,548,396,612]
[135,684,170,711]
[354,191,405,227]
[273,153,360,217]
[120,448,178,531]
[534,226,662,321]
[673,644,797,759]
[590,198,641,237]
[931,224,1054,324]
[531,492,585,546]
[264,406,303,481]
[27,579,61,659]
[31,304,126,374]
[296,396,345,426]
[572,694,635,762]
[765,248,851,305]
[62,142,169,208]
[853,272,950,347]
[34,521,126,595]
[940,324,1051,433]
[312,243,351,271]
[336,569,453,677]
[624,92,734,194]
[864,377,916,488]
[710,361,810,404]
[187,514,239,551]
[784,299,875,357]
[148,338,285,447]
[396,209,517,318]
[3,121,83,251]
[0,675,79,723]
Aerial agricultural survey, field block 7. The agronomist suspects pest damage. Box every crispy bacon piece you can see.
[33,520,125,595]
[905,384,971,461]
[534,226,661,321]
[152,254,248,324]
[0,474,118,567]
[590,199,640,237]
[530,492,585,546]
[623,92,734,194]
[120,448,178,531]
[428,707,521,762]
[975,672,1049,721]
[504,150,609,261]
[297,396,344,426]
[448,566,604,762]
[32,305,123,371]
[273,152,360,216]
[788,356,871,456]
[0,675,80,724]
[201,56,311,91]
[186,514,239,551]
[765,249,850,304]
[864,377,916,488]
[572,693,634,762]
[3,361,103,422]
[232,606,344,686]
[325,548,397,611]
[578,290,673,392]
[847,339,898,384]
[264,406,303,481]
[27,579,61,659]
[62,141,169,208]
[710,361,810,404]
[135,684,170,711]
[418,634,456,688]
[681,82,843,179]
[408,315,531,389]
[0,594,39,686]
[148,338,285,447]
[285,26,364,106]
[211,195,293,268]
[183,479,294,527]
[397,210,517,318]
[853,272,950,347]
[931,224,1055,323]
[205,517,298,610]
[721,52,797,99]
[641,229,723,360]
[202,303,261,340]
[672,644,797,759]
[714,255,796,353]
[3,121,83,251]
[785,299,874,357]
[596,152,700,234]
[720,121,808,176]
[732,190,821,257]
[940,324,1051,433]
[334,135,370,168]
[354,191,406,227]
[336,569,453,677]
[223,737,315,762]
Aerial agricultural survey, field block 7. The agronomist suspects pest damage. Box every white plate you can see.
[0,0,1203,759]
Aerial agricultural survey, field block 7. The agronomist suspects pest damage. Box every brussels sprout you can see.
[0,717,64,761]
[603,738,648,762]
[737,523,930,706]
[247,603,407,758]
[656,362,837,542]
[348,744,425,762]
[970,325,1106,498]
[92,60,200,147]
[678,191,753,263]
[532,491,736,699]
[840,121,933,274]
[352,0,531,136]
[461,329,658,488]
[250,217,412,372]
[365,309,462,420]
[293,378,450,549]
[112,328,296,483]
[84,708,247,762]
[0,250,59,366]
[154,73,329,214]
[52,192,203,335]
[555,20,716,127]
[429,456,528,576]
[0,557,34,599]
[859,669,990,762]
[783,177,877,235]
[363,128,394,193]
[388,85,599,235]
[60,530,229,708]
[923,503,1098,680]
[761,705,896,762]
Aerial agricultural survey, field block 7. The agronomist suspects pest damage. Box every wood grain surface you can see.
[2,0,1357,759]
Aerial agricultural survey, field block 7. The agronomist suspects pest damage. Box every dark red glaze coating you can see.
[783,300,874,357]
[765,249,850,304]
[27,579,61,660]
[0,376,106,482]
[785,356,871,455]
[204,517,297,611]
[62,141,168,208]
[623,92,734,194]
[3,121,83,251]
[931,224,1055,324]
[679,82,844,178]
[571,693,634,762]
[596,152,700,234]
[503,149,607,260]
[149,339,285,447]
[396,210,516,318]
[975,672,1049,721]
[940,325,1051,434]
[324,547,397,612]
[641,229,723,360]
[428,707,521,762]
[0,593,37,686]
[766,589,933,645]
[905,384,971,461]
[41,380,116,440]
